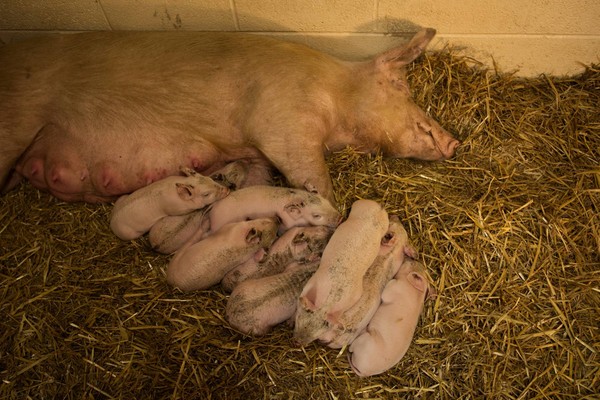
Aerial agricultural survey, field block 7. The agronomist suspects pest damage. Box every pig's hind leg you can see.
[0,111,46,194]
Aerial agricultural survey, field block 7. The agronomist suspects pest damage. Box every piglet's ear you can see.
[246,228,261,245]
[292,232,308,244]
[407,271,428,293]
[284,202,304,220]
[176,183,194,200]
[303,180,319,195]
[180,167,198,177]
[381,231,397,247]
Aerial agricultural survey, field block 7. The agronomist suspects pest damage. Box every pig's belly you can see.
[14,124,237,202]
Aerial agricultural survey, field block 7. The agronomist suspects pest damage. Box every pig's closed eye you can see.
[417,122,433,137]
[312,213,322,220]
[202,192,211,197]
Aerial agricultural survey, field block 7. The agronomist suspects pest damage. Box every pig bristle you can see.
[1,48,598,399]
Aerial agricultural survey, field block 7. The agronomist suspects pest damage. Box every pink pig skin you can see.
[226,261,320,336]
[0,29,459,204]
[221,225,332,292]
[320,217,417,348]
[294,200,389,345]
[207,185,341,233]
[109,168,228,241]
[148,208,209,254]
[148,161,249,254]
[166,218,278,292]
[348,259,433,377]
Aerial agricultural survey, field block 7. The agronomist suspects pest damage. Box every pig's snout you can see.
[436,130,460,159]
[418,120,460,160]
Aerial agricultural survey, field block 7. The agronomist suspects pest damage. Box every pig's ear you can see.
[284,201,305,220]
[425,285,437,301]
[381,231,397,247]
[376,28,436,86]
[407,271,428,293]
[378,28,436,66]
[254,247,268,262]
[299,282,319,311]
[292,232,308,244]
[180,167,198,177]
[176,183,194,200]
[303,180,319,195]
[246,228,262,244]
[404,243,418,259]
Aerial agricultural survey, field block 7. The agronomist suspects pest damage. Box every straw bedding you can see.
[1,49,598,399]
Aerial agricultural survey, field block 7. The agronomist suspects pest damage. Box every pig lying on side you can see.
[149,161,249,254]
[320,217,417,348]
[0,29,459,204]
[348,259,435,377]
[294,200,389,345]
[207,185,341,234]
[226,261,320,336]
[166,218,278,292]
[222,225,332,292]
[110,168,228,240]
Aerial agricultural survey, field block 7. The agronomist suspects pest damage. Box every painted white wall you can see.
[0,0,598,76]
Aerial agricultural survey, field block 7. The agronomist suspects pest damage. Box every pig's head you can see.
[282,189,342,229]
[290,226,333,261]
[175,175,230,208]
[349,28,460,161]
[244,217,279,249]
[209,160,249,190]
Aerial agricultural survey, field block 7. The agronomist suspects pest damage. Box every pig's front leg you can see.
[261,140,335,204]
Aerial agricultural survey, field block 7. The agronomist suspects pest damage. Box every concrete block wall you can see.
[0,0,598,76]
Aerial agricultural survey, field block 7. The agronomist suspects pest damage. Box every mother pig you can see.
[0,28,459,203]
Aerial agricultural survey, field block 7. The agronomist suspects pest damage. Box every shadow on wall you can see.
[0,5,426,62]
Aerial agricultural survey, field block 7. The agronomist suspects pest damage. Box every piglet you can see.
[148,161,249,254]
[148,208,208,254]
[348,259,435,377]
[321,216,417,348]
[208,160,250,190]
[294,200,389,345]
[226,260,320,336]
[207,185,341,234]
[166,218,278,292]
[110,167,228,240]
[221,225,332,292]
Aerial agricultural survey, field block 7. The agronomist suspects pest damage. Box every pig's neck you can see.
[327,111,387,155]
[326,66,388,154]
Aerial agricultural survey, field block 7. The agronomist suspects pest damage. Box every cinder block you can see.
[0,0,108,30]
[378,0,599,35]
[432,35,600,76]
[101,0,235,30]
[235,0,376,32]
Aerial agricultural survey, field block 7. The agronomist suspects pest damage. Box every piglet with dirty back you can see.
[222,225,332,292]
[166,218,279,292]
[320,216,417,348]
[207,185,341,234]
[294,200,389,345]
[1,28,459,205]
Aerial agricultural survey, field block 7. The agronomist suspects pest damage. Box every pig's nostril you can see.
[449,139,460,153]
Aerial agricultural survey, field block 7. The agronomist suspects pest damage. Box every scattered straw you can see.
[1,50,598,399]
